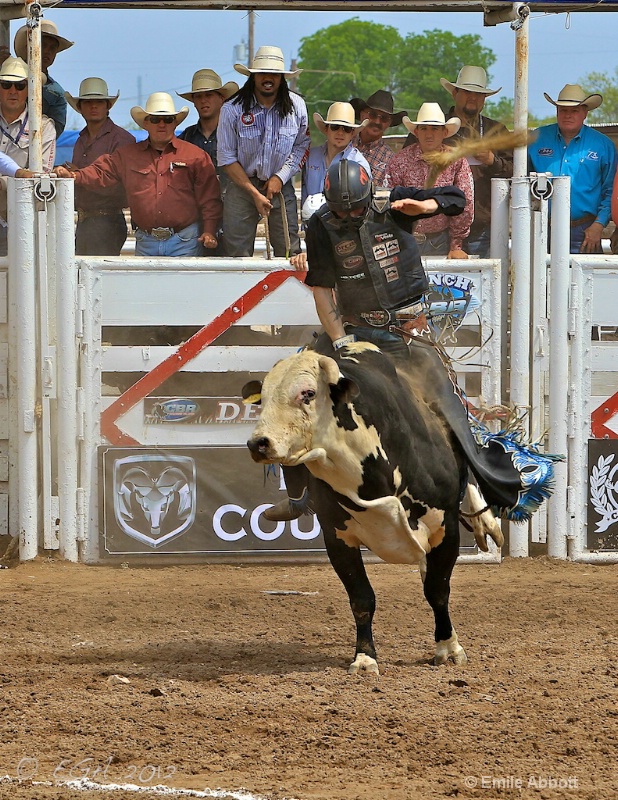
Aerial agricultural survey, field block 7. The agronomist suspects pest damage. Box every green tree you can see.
[579,68,618,124]
[395,29,495,119]
[297,18,403,133]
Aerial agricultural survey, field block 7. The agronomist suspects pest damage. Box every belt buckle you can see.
[413,232,426,244]
[151,226,172,241]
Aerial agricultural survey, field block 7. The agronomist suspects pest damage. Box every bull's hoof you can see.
[348,653,380,675]
[434,633,468,666]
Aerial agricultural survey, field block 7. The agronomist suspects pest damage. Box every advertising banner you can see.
[587,439,618,551]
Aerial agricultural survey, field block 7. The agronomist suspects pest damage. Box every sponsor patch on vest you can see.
[384,266,399,282]
[372,243,387,260]
[379,256,399,269]
[241,113,255,125]
[386,240,400,256]
[360,310,390,327]
[538,147,553,156]
[343,255,364,270]
[335,239,357,256]
[374,232,394,242]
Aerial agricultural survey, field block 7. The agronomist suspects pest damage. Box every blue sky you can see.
[9,7,618,129]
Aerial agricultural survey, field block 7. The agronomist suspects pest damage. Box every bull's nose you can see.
[247,436,271,460]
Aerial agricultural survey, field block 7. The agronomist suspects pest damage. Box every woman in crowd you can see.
[385,102,473,259]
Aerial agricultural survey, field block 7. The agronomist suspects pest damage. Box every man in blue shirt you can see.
[217,45,310,258]
[529,84,617,254]
[13,19,73,136]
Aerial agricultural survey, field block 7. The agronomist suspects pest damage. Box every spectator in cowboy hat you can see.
[349,89,406,187]
[529,83,617,254]
[0,57,55,254]
[217,45,310,258]
[386,103,473,259]
[290,101,371,270]
[178,69,239,256]
[439,65,513,258]
[56,92,222,257]
[178,69,238,183]
[64,77,135,256]
[13,18,73,135]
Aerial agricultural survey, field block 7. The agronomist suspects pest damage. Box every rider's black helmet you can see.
[323,159,372,214]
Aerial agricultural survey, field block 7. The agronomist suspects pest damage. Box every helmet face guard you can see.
[323,159,372,214]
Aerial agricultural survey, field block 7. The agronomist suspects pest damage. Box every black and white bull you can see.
[246,343,501,675]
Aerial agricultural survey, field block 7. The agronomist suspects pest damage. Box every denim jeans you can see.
[223,178,300,258]
[134,222,200,257]
[570,221,603,255]
[464,227,491,258]
[416,228,450,257]
[75,213,128,256]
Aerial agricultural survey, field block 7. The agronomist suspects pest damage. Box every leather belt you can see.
[570,213,596,229]
[77,209,123,221]
[413,229,448,244]
[137,225,193,240]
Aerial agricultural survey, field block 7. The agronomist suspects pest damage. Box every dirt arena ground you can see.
[1,556,617,800]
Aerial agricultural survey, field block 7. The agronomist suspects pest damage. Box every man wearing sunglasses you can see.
[349,90,406,187]
[0,57,56,254]
[56,93,222,257]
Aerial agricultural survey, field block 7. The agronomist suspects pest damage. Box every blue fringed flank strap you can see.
[470,422,565,522]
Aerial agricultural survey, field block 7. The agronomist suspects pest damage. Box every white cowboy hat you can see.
[130,92,189,129]
[177,69,239,101]
[234,45,301,77]
[440,66,500,97]
[313,102,368,135]
[403,103,461,137]
[0,56,28,83]
[65,77,119,113]
[14,19,74,62]
[544,83,603,111]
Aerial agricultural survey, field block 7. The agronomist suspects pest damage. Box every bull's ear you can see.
[317,355,341,386]
[241,380,262,406]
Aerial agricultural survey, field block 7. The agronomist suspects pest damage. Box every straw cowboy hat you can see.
[349,90,406,127]
[543,83,603,110]
[14,19,74,62]
[0,56,28,83]
[177,69,239,101]
[313,102,368,135]
[130,92,189,129]
[440,66,500,97]
[234,46,301,77]
[65,77,119,113]
[402,103,461,137]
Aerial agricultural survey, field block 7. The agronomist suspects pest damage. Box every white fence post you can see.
[9,179,39,560]
[55,178,79,562]
[546,176,571,559]
[509,176,532,557]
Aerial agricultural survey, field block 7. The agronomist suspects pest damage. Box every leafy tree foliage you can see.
[579,69,618,124]
[297,19,496,135]
[484,96,553,129]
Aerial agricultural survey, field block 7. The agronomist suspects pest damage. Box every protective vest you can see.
[317,197,428,312]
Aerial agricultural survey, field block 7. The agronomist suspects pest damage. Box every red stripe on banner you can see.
[101,270,306,445]
[591,391,618,439]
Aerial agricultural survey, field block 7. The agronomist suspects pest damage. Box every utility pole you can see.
[289,59,298,92]
[248,10,254,65]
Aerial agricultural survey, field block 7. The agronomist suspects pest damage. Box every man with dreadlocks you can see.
[217,46,310,258]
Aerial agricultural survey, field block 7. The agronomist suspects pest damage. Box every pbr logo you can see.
[148,398,200,423]
[425,272,480,340]
[113,454,196,548]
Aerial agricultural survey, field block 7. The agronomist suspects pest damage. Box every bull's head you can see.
[244,351,351,466]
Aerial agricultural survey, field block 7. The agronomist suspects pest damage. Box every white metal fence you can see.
[5,175,618,563]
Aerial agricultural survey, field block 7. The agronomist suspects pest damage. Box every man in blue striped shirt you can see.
[217,46,310,258]
[529,84,617,254]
